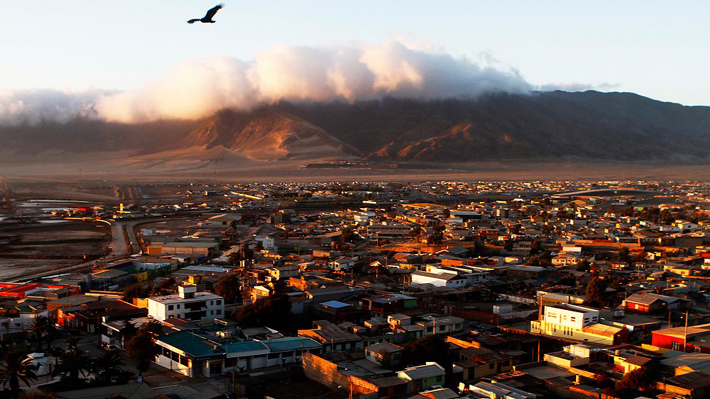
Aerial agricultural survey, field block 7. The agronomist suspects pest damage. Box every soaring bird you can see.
[187,3,223,24]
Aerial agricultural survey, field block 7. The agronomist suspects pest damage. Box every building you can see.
[531,304,628,345]
[651,323,710,353]
[397,362,446,393]
[411,271,467,288]
[455,347,513,380]
[155,330,321,377]
[622,292,687,313]
[147,285,224,322]
[364,342,404,368]
[416,316,464,335]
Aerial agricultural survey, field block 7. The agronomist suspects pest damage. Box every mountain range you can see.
[1,91,709,171]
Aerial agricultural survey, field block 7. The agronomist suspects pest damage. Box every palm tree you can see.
[65,335,80,351]
[91,350,124,384]
[31,316,49,352]
[0,350,38,395]
[52,350,90,386]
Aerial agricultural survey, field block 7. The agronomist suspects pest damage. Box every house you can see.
[298,320,362,353]
[328,257,358,271]
[622,292,687,313]
[416,316,464,335]
[531,304,628,345]
[365,342,404,368]
[302,351,410,398]
[544,344,592,369]
[397,362,446,393]
[147,284,224,322]
[411,271,467,288]
[651,323,710,353]
[202,213,242,228]
[656,371,710,399]
[466,380,537,399]
[455,347,513,380]
[155,330,321,377]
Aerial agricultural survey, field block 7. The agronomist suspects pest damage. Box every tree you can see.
[403,334,452,373]
[233,294,291,329]
[227,252,242,266]
[0,351,38,396]
[31,316,50,352]
[52,349,90,386]
[91,350,124,384]
[125,329,160,376]
[576,259,591,272]
[214,273,241,304]
[558,276,577,287]
[618,247,630,262]
[120,321,138,345]
[122,283,152,302]
[612,367,654,398]
[138,320,163,336]
[585,277,607,308]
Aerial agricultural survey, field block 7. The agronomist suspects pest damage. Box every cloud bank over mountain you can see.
[0,40,619,126]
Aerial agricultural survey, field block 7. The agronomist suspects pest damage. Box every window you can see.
[216,309,222,315]
[216,300,222,305]
[168,305,174,311]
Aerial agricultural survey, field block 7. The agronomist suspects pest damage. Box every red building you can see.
[651,323,710,353]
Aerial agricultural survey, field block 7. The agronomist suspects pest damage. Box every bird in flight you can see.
[187,3,224,24]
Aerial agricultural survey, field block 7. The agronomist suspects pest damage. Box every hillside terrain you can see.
[1,91,708,172]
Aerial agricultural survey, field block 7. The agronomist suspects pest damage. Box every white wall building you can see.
[147,285,224,322]
[411,270,467,288]
[543,304,599,329]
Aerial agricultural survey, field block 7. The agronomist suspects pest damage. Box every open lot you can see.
[0,221,110,280]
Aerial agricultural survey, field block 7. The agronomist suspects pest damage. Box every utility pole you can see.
[684,308,689,352]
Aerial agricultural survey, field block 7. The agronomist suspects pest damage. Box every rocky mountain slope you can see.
[1,91,708,166]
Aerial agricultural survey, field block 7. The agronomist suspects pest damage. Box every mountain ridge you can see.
[1,91,708,167]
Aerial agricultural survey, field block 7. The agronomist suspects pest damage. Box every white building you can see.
[411,270,467,288]
[416,316,464,335]
[328,257,357,271]
[531,304,625,345]
[254,234,276,251]
[147,285,224,322]
[542,304,599,329]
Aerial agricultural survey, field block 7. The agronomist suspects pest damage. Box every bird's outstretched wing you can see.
[203,3,223,20]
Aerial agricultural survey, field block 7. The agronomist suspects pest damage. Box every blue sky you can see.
[2,1,709,106]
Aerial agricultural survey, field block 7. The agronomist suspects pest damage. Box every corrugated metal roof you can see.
[267,337,321,352]
[158,331,224,358]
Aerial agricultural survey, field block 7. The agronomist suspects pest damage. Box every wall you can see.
[302,353,349,390]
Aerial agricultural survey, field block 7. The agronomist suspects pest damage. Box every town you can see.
[0,179,709,399]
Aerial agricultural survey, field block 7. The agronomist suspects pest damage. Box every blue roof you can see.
[320,300,351,309]
[267,337,321,352]
[223,340,268,353]
[158,331,224,358]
